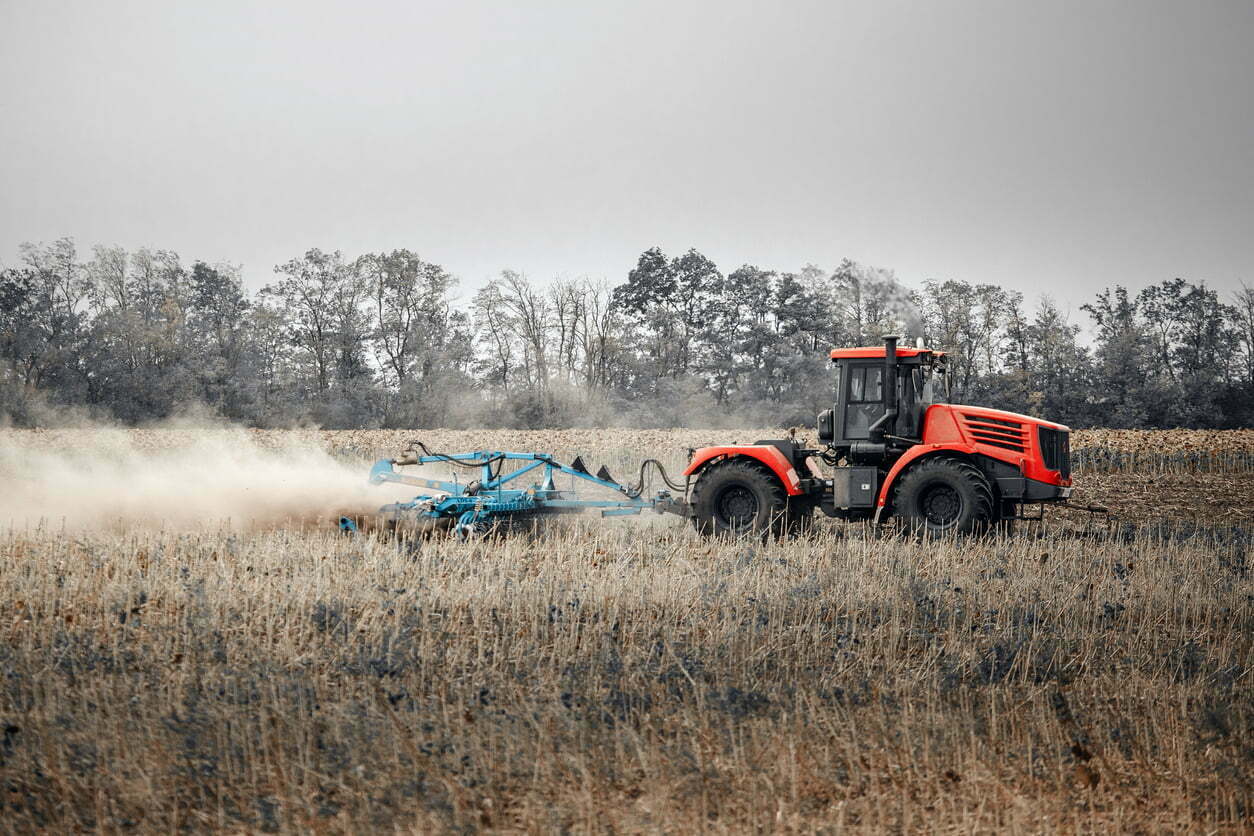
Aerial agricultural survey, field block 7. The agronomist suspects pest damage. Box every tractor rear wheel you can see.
[691,459,789,538]
[890,457,994,537]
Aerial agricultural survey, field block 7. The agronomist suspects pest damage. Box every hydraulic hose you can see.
[819,445,843,467]
[401,440,514,479]
[621,458,687,497]
[402,440,584,481]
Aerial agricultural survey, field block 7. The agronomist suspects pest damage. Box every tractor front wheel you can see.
[691,459,789,538]
[890,457,994,537]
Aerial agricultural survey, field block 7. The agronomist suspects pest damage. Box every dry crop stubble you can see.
[1,518,1251,831]
[0,428,1251,831]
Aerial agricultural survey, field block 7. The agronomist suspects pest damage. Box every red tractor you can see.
[684,335,1072,536]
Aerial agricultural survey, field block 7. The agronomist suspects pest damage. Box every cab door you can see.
[842,363,884,441]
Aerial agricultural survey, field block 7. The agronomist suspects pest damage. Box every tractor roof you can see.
[829,346,943,360]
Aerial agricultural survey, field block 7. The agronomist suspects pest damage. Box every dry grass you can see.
[1,429,1252,833]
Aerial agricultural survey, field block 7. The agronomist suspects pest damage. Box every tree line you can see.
[2,238,1251,429]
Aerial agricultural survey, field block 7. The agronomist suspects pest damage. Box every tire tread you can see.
[691,458,790,538]
[890,456,994,536]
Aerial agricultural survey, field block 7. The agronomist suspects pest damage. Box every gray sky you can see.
[2,0,1251,310]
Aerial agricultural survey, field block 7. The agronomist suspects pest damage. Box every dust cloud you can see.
[0,428,416,532]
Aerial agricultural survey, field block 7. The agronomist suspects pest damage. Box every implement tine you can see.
[595,464,619,487]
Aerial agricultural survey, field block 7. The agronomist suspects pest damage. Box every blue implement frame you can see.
[344,450,685,537]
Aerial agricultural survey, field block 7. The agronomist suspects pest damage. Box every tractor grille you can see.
[1038,426,1071,479]
[960,412,1028,453]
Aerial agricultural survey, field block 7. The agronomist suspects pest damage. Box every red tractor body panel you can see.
[683,445,805,496]
[875,403,1072,507]
[829,346,939,360]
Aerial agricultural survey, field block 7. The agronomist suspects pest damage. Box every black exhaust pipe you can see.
[868,334,899,444]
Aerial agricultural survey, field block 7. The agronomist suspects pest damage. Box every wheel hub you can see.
[920,484,961,525]
[717,486,759,528]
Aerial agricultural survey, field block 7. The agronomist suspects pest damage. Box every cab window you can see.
[848,366,882,403]
[843,364,885,440]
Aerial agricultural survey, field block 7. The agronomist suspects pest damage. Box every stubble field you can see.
[1,428,1251,832]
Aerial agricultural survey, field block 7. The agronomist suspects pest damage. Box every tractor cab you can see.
[819,336,949,452]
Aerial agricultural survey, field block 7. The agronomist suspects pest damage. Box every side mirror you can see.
[817,408,834,442]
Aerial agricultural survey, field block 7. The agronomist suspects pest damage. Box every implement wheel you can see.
[691,459,789,538]
[890,457,993,537]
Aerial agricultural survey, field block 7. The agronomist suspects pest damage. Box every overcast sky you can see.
[2,0,1251,310]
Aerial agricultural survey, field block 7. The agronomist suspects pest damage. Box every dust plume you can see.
[0,428,416,532]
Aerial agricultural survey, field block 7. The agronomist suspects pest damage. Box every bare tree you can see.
[575,279,621,391]
[498,271,551,391]
[550,279,584,384]
[1234,282,1254,386]
[471,282,517,391]
[262,249,352,394]
[358,249,455,387]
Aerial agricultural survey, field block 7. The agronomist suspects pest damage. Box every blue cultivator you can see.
[340,441,688,539]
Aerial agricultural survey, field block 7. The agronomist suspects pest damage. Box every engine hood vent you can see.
[959,412,1028,453]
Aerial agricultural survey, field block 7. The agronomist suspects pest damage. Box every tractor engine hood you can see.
[944,404,1070,433]
[920,403,1072,486]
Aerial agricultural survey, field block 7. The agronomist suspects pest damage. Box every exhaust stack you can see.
[868,334,899,443]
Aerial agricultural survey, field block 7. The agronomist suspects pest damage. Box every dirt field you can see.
[0,428,1251,832]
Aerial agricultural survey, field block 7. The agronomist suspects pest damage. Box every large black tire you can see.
[890,457,994,537]
[691,459,789,538]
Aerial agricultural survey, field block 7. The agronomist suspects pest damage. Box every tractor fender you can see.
[683,446,804,496]
[877,444,982,509]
